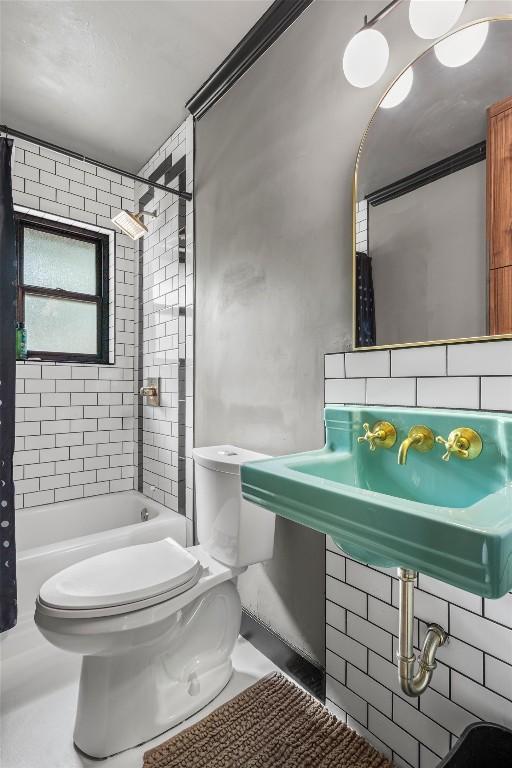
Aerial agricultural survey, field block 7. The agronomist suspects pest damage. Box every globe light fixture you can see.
[342,0,470,90]
[380,66,414,108]
[343,28,390,88]
[409,0,466,40]
[434,21,489,67]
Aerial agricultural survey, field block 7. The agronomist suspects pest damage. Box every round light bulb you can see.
[380,67,414,109]
[342,28,389,88]
[409,0,466,40]
[434,22,489,67]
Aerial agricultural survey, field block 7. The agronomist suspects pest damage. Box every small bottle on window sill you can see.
[16,322,27,361]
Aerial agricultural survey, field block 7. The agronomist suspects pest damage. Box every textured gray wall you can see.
[194,0,509,664]
[370,162,487,346]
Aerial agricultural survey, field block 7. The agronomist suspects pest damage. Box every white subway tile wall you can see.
[13,140,137,508]
[135,116,194,539]
[365,377,416,407]
[324,342,512,767]
[416,377,480,410]
[391,347,447,378]
[345,350,390,378]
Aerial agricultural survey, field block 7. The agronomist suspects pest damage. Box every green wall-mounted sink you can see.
[241,406,512,598]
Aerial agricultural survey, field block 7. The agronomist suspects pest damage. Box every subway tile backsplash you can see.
[447,340,512,376]
[324,352,345,379]
[324,342,512,767]
[345,349,391,378]
[481,377,512,411]
[325,378,365,405]
[391,347,447,378]
[365,377,416,406]
[416,377,480,409]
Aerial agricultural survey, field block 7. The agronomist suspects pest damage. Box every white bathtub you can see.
[0,491,186,707]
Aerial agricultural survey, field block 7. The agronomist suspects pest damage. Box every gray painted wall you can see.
[370,162,487,346]
[194,0,509,664]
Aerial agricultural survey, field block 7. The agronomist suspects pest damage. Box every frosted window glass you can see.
[25,295,97,354]
[24,228,97,294]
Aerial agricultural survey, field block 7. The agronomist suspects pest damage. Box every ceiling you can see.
[0,0,272,171]
[358,19,512,196]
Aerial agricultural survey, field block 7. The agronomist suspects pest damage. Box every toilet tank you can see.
[192,445,275,568]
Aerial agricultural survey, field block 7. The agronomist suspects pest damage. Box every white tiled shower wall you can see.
[136,116,194,537]
[324,340,512,768]
[12,141,137,509]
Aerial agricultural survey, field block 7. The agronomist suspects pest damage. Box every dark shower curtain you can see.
[0,138,18,632]
[355,251,376,347]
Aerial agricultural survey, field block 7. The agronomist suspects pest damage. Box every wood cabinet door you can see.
[487,96,512,334]
[490,266,512,335]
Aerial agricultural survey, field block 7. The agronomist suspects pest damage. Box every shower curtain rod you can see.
[0,125,192,202]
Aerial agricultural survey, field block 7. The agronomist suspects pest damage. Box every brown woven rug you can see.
[143,672,393,768]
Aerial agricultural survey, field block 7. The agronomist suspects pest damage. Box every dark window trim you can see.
[15,212,110,364]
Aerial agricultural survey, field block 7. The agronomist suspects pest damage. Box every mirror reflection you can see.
[354,18,512,349]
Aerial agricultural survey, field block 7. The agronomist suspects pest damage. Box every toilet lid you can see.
[39,538,201,610]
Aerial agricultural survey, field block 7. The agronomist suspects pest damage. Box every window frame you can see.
[15,213,110,365]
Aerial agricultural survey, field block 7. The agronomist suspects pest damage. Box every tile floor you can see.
[1,636,279,768]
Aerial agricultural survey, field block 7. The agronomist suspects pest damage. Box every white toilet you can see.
[34,445,274,759]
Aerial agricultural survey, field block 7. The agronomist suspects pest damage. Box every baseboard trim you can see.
[240,608,325,701]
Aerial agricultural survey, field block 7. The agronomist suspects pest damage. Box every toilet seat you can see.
[35,545,242,624]
[36,569,203,620]
[38,538,202,617]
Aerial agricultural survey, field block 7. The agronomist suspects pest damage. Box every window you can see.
[16,214,110,364]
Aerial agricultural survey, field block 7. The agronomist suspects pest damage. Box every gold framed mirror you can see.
[353,16,512,350]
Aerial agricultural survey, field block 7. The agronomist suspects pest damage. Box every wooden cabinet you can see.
[487,96,512,334]
[490,265,512,336]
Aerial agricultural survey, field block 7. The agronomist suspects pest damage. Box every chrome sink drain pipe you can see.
[397,568,448,697]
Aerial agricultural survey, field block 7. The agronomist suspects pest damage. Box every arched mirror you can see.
[353,16,512,349]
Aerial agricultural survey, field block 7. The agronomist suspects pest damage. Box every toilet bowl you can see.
[34,445,274,759]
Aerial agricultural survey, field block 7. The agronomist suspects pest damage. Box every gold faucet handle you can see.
[358,421,397,452]
[358,423,377,451]
[435,428,482,462]
[435,432,467,461]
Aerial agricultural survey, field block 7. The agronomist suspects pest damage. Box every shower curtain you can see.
[0,138,17,632]
[355,251,376,347]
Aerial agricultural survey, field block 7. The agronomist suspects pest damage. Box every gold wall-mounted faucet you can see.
[358,421,397,451]
[398,426,434,465]
[435,428,482,462]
